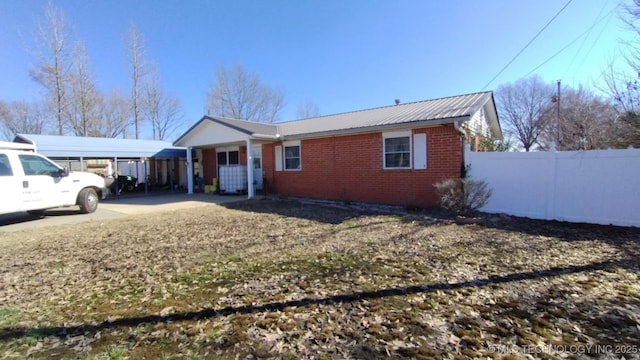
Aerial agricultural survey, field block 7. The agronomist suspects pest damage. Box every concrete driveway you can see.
[0,193,246,232]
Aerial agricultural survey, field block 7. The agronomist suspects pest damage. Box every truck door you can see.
[18,154,71,210]
[0,154,21,214]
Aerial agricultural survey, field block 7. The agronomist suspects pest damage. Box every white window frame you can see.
[283,140,301,171]
[382,131,412,169]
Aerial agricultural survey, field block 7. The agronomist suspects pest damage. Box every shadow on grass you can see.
[222,198,364,225]
[477,214,640,259]
[1,258,636,342]
[222,197,450,226]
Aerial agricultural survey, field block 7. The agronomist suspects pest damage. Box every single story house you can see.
[174,91,501,208]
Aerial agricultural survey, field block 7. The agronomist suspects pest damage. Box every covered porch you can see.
[174,116,281,199]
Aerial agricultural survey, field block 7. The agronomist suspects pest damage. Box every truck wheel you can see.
[78,188,99,214]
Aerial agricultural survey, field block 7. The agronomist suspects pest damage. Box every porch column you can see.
[187,147,193,195]
[246,139,254,199]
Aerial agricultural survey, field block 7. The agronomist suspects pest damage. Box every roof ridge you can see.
[284,91,493,123]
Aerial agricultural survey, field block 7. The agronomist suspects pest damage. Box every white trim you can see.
[382,131,412,170]
[283,140,301,171]
[275,146,283,171]
[216,146,239,152]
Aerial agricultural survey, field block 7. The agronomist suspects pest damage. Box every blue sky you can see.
[0,0,632,140]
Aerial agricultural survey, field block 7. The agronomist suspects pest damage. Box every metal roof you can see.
[174,91,499,145]
[280,91,495,137]
[15,134,187,159]
[208,116,280,137]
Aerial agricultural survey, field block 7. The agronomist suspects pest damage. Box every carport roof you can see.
[14,134,187,159]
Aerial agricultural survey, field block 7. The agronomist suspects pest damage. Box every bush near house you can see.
[434,178,493,216]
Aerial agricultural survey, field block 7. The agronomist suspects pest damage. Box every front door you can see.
[252,145,263,190]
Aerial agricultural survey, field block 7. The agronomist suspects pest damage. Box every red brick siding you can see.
[239,146,247,166]
[262,125,463,208]
[202,148,217,185]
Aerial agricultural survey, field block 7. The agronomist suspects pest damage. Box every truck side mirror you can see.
[59,167,69,177]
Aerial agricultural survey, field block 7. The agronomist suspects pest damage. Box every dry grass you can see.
[0,198,639,359]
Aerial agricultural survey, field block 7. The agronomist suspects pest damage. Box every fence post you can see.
[545,145,558,221]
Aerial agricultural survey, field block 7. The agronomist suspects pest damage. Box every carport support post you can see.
[142,157,148,195]
[246,139,254,199]
[113,157,119,199]
[186,147,193,195]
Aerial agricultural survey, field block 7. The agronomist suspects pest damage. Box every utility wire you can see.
[564,0,610,75]
[572,9,615,77]
[481,0,573,90]
[525,8,616,78]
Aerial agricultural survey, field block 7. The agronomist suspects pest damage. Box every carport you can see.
[14,134,189,195]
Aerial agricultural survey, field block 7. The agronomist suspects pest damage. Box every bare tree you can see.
[101,89,131,138]
[125,22,148,139]
[296,98,320,119]
[598,1,640,148]
[0,100,48,140]
[540,85,617,150]
[206,64,286,123]
[29,2,72,135]
[601,60,640,114]
[142,64,184,140]
[495,75,555,151]
[66,41,102,136]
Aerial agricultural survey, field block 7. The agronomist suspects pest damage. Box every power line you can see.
[524,8,616,78]
[564,0,610,75]
[481,0,573,90]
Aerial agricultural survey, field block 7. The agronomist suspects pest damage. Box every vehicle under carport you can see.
[13,134,189,197]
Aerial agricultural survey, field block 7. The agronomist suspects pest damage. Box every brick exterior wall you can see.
[259,125,463,208]
[201,149,217,185]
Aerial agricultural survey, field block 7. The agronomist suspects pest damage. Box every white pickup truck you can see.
[0,141,107,215]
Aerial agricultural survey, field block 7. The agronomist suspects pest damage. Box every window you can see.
[228,151,239,165]
[283,141,301,170]
[0,154,12,176]
[383,132,411,169]
[19,154,62,177]
[216,147,240,166]
[217,151,227,166]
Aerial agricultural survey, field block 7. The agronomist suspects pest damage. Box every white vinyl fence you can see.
[465,145,640,227]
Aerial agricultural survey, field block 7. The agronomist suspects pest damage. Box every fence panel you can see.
[466,146,640,227]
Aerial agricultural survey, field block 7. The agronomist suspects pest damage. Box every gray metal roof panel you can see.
[278,91,493,137]
[206,116,280,137]
[15,134,186,158]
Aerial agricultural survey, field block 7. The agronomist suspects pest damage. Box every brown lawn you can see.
[0,198,639,359]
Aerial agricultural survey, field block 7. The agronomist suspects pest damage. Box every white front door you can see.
[252,145,263,190]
